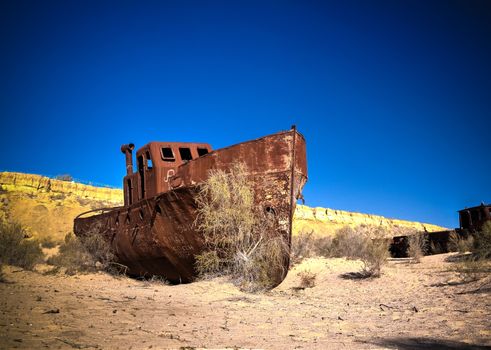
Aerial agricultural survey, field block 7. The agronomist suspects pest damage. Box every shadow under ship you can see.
[74,127,307,285]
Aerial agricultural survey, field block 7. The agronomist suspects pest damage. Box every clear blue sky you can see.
[1,1,490,228]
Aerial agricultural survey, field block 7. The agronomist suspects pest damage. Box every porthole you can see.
[265,206,276,216]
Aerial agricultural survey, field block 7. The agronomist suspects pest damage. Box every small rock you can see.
[43,308,59,314]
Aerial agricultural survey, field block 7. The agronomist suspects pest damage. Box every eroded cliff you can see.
[0,172,123,241]
[293,205,447,237]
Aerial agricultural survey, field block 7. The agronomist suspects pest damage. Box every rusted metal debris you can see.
[458,202,491,232]
[74,127,308,285]
[390,203,491,258]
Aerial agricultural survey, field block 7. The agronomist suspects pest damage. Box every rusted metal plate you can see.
[458,203,491,232]
[389,203,490,258]
[75,127,307,285]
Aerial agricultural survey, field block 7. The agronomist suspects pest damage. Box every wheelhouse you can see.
[458,203,491,232]
[121,142,212,206]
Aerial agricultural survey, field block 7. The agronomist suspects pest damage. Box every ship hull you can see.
[74,129,307,285]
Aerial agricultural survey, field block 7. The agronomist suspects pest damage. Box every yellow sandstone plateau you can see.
[293,205,447,237]
[0,172,123,242]
[0,171,447,242]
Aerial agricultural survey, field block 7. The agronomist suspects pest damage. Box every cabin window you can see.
[197,148,209,157]
[138,155,144,172]
[161,147,175,162]
[146,151,153,169]
[179,147,193,161]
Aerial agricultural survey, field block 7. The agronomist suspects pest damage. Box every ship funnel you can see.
[121,143,135,175]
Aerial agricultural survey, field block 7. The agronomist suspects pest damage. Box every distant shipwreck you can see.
[74,127,307,285]
[390,202,491,257]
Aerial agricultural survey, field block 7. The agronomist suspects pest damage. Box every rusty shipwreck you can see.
[74,127,307,285]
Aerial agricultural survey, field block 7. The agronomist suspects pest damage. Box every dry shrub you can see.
[454,259,490,283]
[429,241,445,255]
[194,162,289,292]
[449,231,474,253]
[292,225,390,277]
[194,250,221,276]
[82,231,114,267]
[315,236,334,257]
[39,235,58,249]
[291,231,332,264]
[331,226,365,258]
[234,235,289,292]
[407,233,428,262]
[473,221,491,260]
[332,225,390,277]
[291,231,317,263]
[47,233,93,274]
[0,221,44,270]
[297,270,316,289]
[451,223,491,284]
[48,232,116,275]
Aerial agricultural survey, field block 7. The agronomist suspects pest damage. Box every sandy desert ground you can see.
[1,253,490,350]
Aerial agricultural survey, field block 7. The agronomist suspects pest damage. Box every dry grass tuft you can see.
[450,222,491,284]
[47,233,93,274]
[331,226,366,258]
[48,231,116,275]
[332,225,390,277]
[291,231,332,264]
[39,235,58,249]
[194,250,221,277]
[407,233,428,263]
[141,275,170,287]
[0,221,44,270]
[297,270,316,289]
[472,222,491,260]
[449,231,473,253]
[291,225,391,277]
[194,162,289,292]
